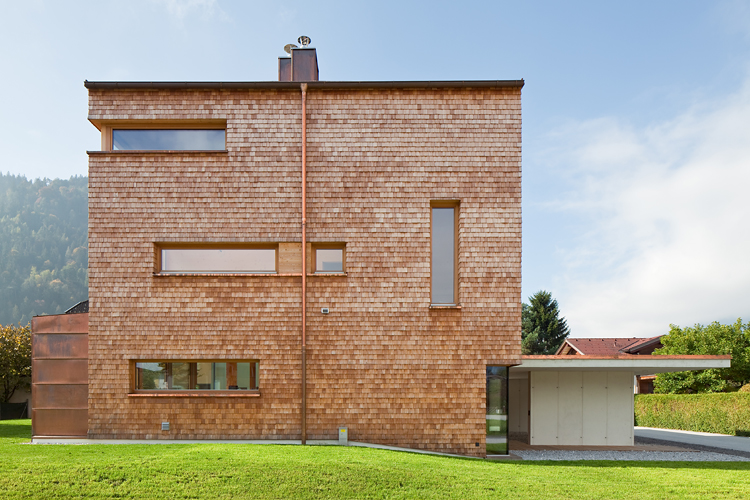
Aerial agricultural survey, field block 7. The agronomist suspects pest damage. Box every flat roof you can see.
[512,355,731,375]
[84,80,524,91]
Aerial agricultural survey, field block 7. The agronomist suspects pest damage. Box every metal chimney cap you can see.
[297,35,311,47]
[283,43,298,55]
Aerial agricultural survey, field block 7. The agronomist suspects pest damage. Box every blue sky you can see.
[1,0,749,337]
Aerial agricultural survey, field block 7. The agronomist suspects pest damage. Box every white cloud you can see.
[542,78,750,338]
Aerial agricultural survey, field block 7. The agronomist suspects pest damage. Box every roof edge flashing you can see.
[84,79,525,90]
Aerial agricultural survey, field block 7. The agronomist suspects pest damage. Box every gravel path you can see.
[513,449,749,461]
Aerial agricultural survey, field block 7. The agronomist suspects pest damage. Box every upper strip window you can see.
[160,247,277,274]
[112,129,225,151]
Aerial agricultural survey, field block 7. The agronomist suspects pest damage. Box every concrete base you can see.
[635,427,750,453]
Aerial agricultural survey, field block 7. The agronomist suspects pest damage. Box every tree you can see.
[0,323,31,403]
[654,319,750,393]
[0,174,88,326]
[521,290,570,354]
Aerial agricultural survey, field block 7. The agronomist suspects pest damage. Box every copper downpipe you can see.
[300,82,308,445]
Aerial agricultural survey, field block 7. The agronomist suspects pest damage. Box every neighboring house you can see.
[556,336,664,356]
[30,43,731,456]
[556,336,664,393]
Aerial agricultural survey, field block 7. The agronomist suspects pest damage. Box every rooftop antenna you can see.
[297,35,311,47]
[283,43,298,55]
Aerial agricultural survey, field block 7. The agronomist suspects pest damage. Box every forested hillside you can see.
[0,174,88,325]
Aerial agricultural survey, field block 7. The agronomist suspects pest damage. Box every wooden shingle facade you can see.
[84,61,523,457]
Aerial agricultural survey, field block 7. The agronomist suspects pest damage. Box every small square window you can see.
[313,245,346,274]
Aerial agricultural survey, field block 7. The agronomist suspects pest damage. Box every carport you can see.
[507,355,731,446]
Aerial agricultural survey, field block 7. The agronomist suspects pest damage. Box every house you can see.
[556,336,664,356]
[32,43,523,458]
[556,336,664,393]
[30,42,730,456]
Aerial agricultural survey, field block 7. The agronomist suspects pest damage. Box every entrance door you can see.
[486,366,509,455]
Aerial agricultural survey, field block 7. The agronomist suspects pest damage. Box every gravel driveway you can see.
[513,437,750,461]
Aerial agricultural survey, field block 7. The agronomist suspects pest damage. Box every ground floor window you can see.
[135,361,259,391]
[486,366,509,455]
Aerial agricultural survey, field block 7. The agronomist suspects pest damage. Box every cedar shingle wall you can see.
[87,86,521,456]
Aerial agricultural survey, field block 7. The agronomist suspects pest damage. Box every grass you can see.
[1,420,750,499]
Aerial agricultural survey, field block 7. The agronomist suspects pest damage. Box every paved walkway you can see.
[635,427,750,454]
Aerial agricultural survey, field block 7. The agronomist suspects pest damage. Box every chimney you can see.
[278,57,292,82]
[278,36,319,82]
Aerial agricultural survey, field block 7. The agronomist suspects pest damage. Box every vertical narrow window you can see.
[431,203,458,305]
[486,366,509,455]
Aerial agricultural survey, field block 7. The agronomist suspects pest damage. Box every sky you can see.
[1,0,749,338]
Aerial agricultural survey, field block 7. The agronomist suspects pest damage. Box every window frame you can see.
[91,119,227,152]
[430,201,460,306]
[155,243,279,276]
[132,359,260,395]
[310,243,347,275]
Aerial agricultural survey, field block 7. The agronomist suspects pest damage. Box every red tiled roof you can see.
[524,354,731,360]
[560,336,663,356]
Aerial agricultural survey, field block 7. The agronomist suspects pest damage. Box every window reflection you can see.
[432,207,456,304]
[135,361,259,391]
[161,248,276,274]
[486,366,509,455]
[315,248,344,273]
[112,130,225,151]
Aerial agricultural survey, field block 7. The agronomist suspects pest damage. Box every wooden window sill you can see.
[129,391,260,398]
[153,273,301,277]
[307,272,347,277]
[88,150,229,155]
[429,304,462,309]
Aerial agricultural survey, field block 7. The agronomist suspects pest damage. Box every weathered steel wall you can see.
[31,313,88,437]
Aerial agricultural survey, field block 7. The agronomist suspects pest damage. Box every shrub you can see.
[654,319,750,393]
[635,392,750,435]
[0,323,31,403]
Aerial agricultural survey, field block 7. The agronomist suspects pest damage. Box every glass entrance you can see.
[486,366,509,455]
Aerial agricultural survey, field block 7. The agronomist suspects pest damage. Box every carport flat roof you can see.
[513,355,731,375]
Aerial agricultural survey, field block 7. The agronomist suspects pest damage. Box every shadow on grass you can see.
[0,419,31,440]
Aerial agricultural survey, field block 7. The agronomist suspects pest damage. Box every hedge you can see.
[635,392,750,436]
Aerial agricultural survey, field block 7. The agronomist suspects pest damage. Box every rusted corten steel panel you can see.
[291,48,318,81]
[31,313,88,334]
[33,333,88,359]
[32,409,88,437]
[34,359,88,384]
[32,384,88,409]
[278,58,291,82]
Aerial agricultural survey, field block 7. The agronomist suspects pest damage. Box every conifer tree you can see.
[521,290,570,355]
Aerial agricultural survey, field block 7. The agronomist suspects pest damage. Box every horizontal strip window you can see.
[112,129,225,150]
[135,361,259,391]
[159,246,277,274]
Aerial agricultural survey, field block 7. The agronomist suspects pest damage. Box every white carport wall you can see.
[529,371,633,445]
[509,355,731,447]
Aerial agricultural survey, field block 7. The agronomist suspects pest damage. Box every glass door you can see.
[486,366,509,455]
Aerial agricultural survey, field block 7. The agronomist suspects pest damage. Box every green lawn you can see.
[1,420,749,499]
